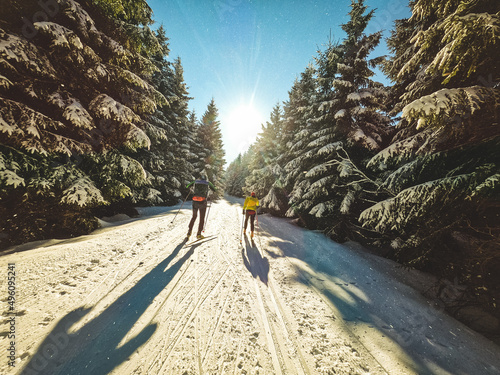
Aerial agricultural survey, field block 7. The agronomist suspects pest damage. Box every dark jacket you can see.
[186,179,216,201]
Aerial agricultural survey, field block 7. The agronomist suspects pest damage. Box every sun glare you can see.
[222,103,266,161]
[227,104,264,132]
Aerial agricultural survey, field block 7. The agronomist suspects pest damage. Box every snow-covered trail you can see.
[1,197,500,375]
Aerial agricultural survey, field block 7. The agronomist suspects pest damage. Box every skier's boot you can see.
[197,233,204,240]
[185,231,191,240]
[250,231,254,238]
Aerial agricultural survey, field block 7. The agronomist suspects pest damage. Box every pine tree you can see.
[360,0,500,309]
[380,0,500,157]
[285,0,391,239]
[246,104,283,191]
[185,110,204,181]
[135,26,194,205]
[224,152,252,197]
[169,57,196,196]
[0,0,169,247]
[279,64,323,219]
[197,98,225,194]
[242,104,288,214]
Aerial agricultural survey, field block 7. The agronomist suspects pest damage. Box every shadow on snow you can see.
[241,234,269,286]
[21,239,207,375]
[256,214,500,375]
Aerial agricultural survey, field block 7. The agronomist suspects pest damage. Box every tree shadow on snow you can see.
[242,234,270,285]
[21,239,201,375]
[258,217,500,375]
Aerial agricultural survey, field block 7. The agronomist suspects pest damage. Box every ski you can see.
[185,235,217,246]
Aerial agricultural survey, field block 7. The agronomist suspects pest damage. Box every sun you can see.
[220,102,267,163]
[223,103,264,155]
[227,104,264,133]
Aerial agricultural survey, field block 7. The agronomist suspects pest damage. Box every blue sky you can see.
[148,0,411,165]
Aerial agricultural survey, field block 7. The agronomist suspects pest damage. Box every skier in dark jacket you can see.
[186,175,216,240]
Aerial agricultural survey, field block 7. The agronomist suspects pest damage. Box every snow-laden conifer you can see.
[0,0,182,247]
[363,0,500,306]
[283,0,391,240]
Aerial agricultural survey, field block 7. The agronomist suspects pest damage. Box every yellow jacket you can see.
[243,196,259,212]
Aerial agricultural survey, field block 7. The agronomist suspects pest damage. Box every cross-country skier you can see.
[243,192,259,238]
[186,175,216,240]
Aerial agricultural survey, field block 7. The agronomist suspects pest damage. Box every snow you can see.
[310,202,329,218]
[334,109,346,119]
[49,93,94,130]
[63,100,93,130]
[1,197,500,374]
[0,74,13,89]
[61,177,106,207]
[473,173,500,197]
[98,214,132,227]
[0,169,25,188]
[0,33,56,77]
[62,0,99,37]
[347,92,361,102]
[333,79,354,89]
[89,94,140,124]
[125,124,151,150]
[340,190,355,214]
[366,129,435,171]
[0,114,16,136]
[119,69,151,90]
[360,174,474,232]
[318,141,343,155]
[338,159,354,178]
[318,100,334,111]
[402,86,497,127]
[305,163,329,178]
[119,155,147,182]
[33,22,84,50]
[352,128,379,150]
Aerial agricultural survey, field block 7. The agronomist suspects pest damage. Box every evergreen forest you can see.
[0,0,225,246]
[1,0,499,333]
[226,0,500,324]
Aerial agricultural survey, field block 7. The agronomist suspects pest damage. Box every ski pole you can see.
[171,190,190,223]
[239,210,245,244]
[202,188,212,233]
[202,201,211,233]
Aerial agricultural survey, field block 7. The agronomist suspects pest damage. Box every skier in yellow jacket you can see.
[243,192,259,238]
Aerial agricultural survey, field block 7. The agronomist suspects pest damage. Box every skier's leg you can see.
[188,203,199,235]
[197,202,207,236]
[250,214,255,237]
[244,212,249,233]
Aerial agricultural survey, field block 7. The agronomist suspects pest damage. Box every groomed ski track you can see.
[3,197,500,375]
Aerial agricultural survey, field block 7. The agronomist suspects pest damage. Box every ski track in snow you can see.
[1,197,500,375]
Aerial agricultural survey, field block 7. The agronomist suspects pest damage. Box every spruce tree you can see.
[360,0,500,311]
[0,0,167,247]
[185,110,204,181]
[136,27,194,205]
[197,98,225,194]
[246,104,283,194]
[286,0,391,239]
[225,152,252,197]
[279,64,323,219]
[241,104,287,213]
